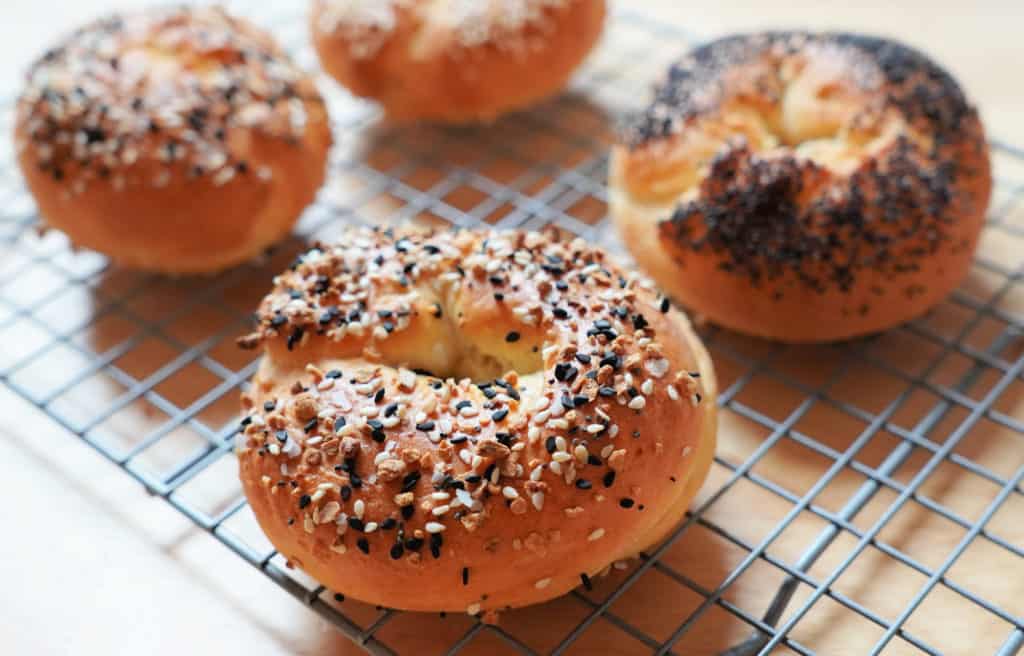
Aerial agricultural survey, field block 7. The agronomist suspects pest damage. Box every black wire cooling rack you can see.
[1,4,1022,655]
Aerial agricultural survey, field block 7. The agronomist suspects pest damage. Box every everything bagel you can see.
[236,227,716,615]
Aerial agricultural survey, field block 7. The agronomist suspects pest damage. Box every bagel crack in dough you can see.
[236,227,716,615]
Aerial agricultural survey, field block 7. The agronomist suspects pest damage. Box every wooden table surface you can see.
[1,2,1022,655]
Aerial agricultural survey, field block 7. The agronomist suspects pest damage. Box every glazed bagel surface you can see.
[611,32,991,342]
[15,6,332,274]
[236,227,716,614]
[310,0,606,122]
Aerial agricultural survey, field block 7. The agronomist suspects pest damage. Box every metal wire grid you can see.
[0,4,1022,655]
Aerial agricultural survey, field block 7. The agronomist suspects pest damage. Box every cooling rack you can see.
[1,4,1022,655]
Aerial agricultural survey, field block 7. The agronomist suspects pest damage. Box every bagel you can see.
[309,0,606,122]
[14,6,332,274]
[235,227,716,615]
[610,32,991,342]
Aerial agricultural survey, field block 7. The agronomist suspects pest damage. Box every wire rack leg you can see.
[714,326,1023,656]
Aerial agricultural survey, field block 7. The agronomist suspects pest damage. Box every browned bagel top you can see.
[16,5,326,195]
[313,0,580,58]
[615,32,990,295]
[236,228,710,595]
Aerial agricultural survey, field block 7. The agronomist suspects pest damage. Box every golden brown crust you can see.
[14,6,332,274]
[236,227,716,614]
[611,32,992,342]
[309,0,606,123]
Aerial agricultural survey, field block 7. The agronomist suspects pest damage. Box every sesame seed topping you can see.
[238,226,709,579]
[18,6,325,196]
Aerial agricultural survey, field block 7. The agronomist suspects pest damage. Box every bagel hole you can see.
[448,340,544,387]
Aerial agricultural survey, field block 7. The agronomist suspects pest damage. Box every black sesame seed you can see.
[619,498,635,509]
[263,400,276,412]
[350,474,363,488]
[333,593,345,602]
[340,485,352,501]
[492,408,509,422]
[546,436,557,453]
[401,471,421,492]
[505,331,520,343]
[348,517,365,532]
[298,494,311,509]
[580,573,593,591]
[450,435,468,445]
[416,421,436,431]
[588,454,603,466]
[405,536,423,551]
[303,418,318,433]
[554,363,577,382]
[598,386,616,397]
[373,389,386,404]
[287,327,304,351]
[456,400,472,410]
[430,533,443,559]
[660,297,670,313]
[553,307,569,319]
[576,479,592,490]
[575,353,592,364]
[401,504,414,519]
[357,538,370,554]
[333,416,347,432]
[275,430,288,443]
[603,471,616,487]
[390,543,404,560]
[381,517,397,530]
[462,567,470,586]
